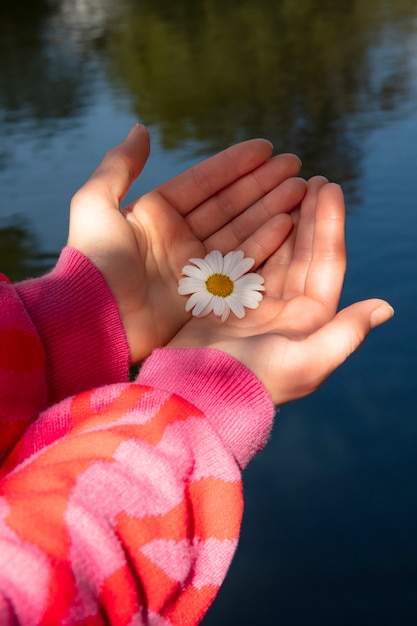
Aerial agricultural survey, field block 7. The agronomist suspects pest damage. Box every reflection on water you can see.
[1,1,417,624]
[2,1,417,193]
[0,218,57,282]
[105,0,417,190]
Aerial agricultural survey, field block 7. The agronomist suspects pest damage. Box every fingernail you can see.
[126,123,142,139]
[370,303,395,328]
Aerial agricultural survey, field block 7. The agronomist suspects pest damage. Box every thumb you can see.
[311,298,394,377]
[92,123,150,203]
[68,125,150,253]
[266,298,394,404]
[70,124,150,216]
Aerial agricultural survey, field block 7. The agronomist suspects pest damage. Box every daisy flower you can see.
[178,249,265,322]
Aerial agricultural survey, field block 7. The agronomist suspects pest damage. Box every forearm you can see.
[138,347,274,469]
[0,275,47,461]
[0,348,274,624]
[0,248,129,461]
[14,247,130,405]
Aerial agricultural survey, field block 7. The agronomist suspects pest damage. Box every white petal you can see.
[198,300,217,318]
[180,265,207,280]
[238,289,264,302]
[205,250,223,273]
[228,250,244,261]
[236,285,265,295]
[222,250,242,276]
[226,296,246,319]
[178,277,205,295]
[228,256,255,280]
[234,273,265,289]
[220,304,231,322]
[192,292,214,317]
[179,249,265,322]
[187,258,213,278]
[184,291,207,312]
[239,271,264,283]
[234,283,265,294]
[233,291,263,307]
[245,299,262,310]
[212,296,225,317]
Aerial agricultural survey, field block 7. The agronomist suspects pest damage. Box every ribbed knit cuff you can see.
[15,247,130,405]
[138,348,275,469]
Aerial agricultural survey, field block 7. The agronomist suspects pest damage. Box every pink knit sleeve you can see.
[15,247,130,405]
[138,348,275,469]
[0,276,47,462]
[0,249,129,462]
[0,348,274,624]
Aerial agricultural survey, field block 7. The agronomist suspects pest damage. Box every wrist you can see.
[138,347,275,469]
[15,247,130,404]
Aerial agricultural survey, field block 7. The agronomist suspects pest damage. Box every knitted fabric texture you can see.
[0,248,274,624]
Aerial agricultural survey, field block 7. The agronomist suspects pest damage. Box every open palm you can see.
[169,178,394,404]
[68,124,306,363]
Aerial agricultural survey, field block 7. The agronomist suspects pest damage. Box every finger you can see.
[293,177,330,261]
[239,213,294,266]
[283,176,329,297]
[298,299,394,398]
[157,139,289,216]
[186,153,303,240]
[304,183,346,312]
[261,226,296,298]
[204,177,306,254]
[71,124,150,215]
[263,177,328,298]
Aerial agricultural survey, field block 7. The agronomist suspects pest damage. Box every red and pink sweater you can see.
[0,248,274,625]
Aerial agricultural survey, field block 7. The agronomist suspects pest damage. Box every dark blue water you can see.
[1,2,416,624]
[207,112,417,625]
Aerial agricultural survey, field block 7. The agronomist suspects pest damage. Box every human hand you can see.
[67,124,306,363]
[168,178,394,405]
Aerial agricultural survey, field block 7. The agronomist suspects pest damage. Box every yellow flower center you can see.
[206,273,234,297]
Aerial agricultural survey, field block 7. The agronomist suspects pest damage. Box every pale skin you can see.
[168,178,394,405]
[68,124,393,405]
[68,123,306,363]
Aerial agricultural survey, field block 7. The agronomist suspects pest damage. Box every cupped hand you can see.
[67,124,306,363]
[168,178,394,405]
